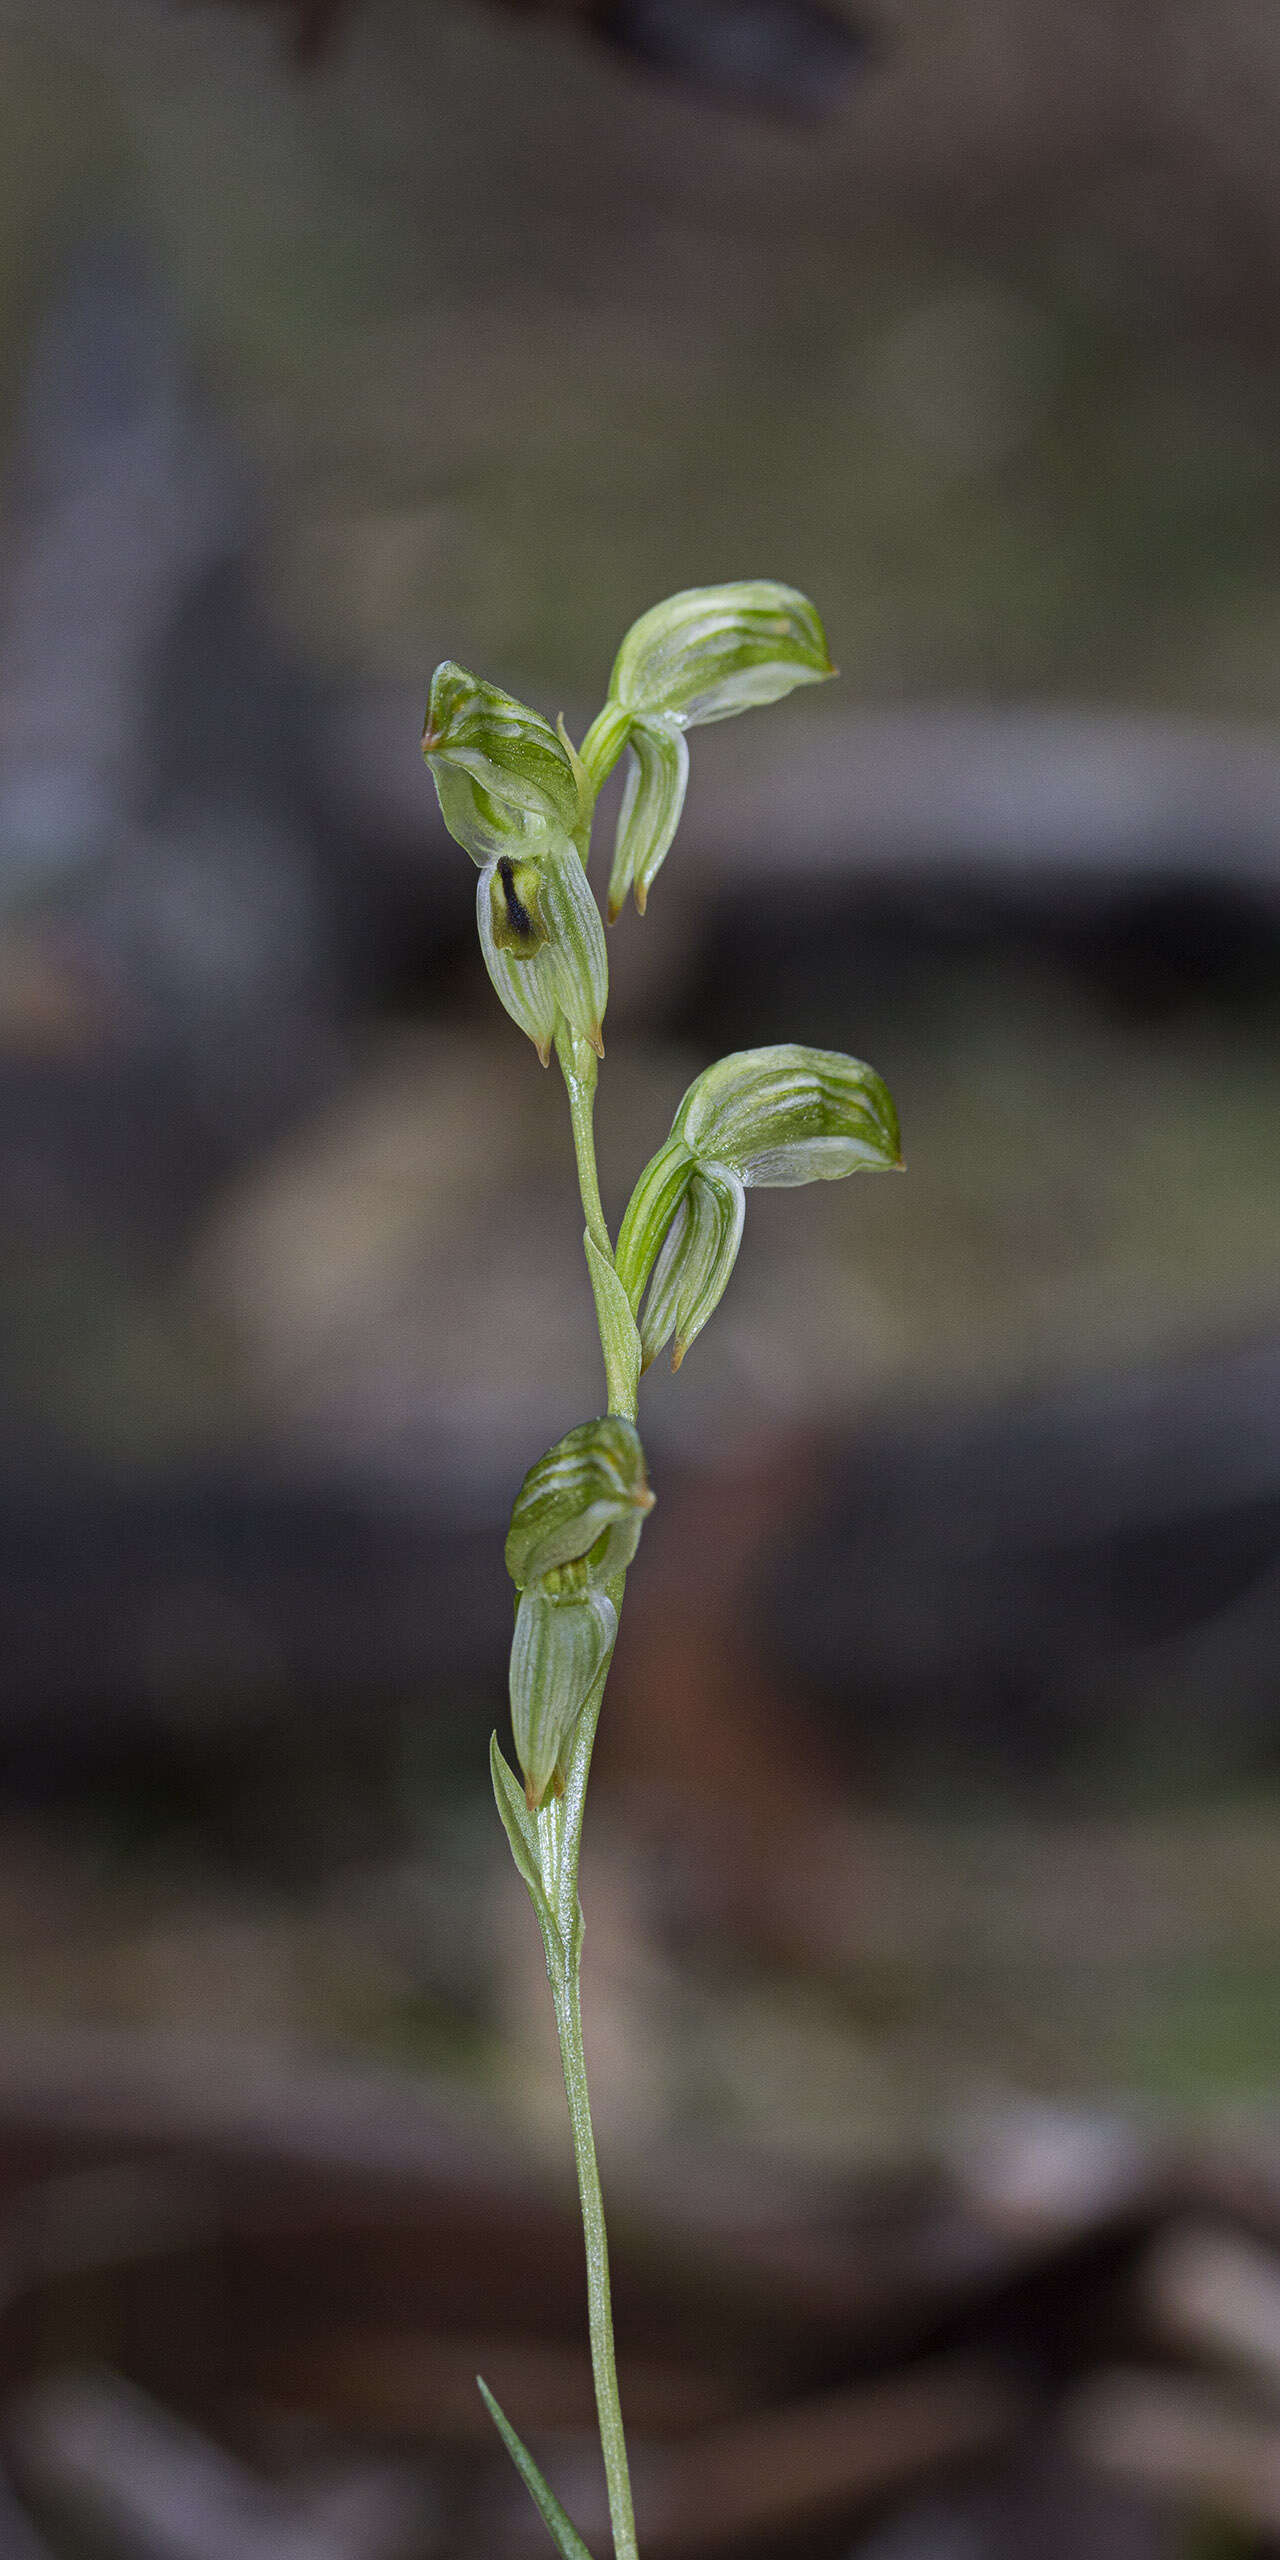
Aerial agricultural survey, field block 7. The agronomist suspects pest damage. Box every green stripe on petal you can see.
[637,1187,690,1372]
[675,1044,902,1182]
[422,662,580,861]
[577,698,633,794]
[615,1133,697,1311]
[506,1417,653,1590]
[607,583,833,730]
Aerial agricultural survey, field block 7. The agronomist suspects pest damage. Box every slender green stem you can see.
[549,1950,638,2560]
[534,1591,636,2560]
[533,1011,639,2560]
[555,1021,637,1425]
[557,1023,611,1255]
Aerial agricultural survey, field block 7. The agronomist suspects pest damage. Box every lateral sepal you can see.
[476,839,608,1064]
[510,1584,617,1809]
[606,715,689,921]
[639,1160,745,1372]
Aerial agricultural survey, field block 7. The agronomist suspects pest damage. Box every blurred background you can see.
[0,1,1279,2552]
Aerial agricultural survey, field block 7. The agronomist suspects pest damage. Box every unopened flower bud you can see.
[506,1415,654,1591]
[476,840,609,1065]
[639,1160,745,1372]
[675,1043,902,1184]
[510,1583,617,1807]
[422,662,581,863]
[607,582,833,730]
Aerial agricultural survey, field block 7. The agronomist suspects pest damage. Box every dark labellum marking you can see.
[498,856,533,941]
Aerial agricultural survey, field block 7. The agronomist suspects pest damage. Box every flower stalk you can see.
[421,582,903,2560]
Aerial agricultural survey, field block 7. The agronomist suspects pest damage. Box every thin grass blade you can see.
[477,2377,596,2560]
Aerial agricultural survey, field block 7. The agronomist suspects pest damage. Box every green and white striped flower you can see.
[580,583,833,919]
[422,662,608,1062]
[422,661,582,862]
[617,1043,901,1368]
[506,1416,654,1591]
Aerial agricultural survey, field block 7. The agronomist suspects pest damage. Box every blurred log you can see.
[853,2454,1177,2560]
[1142,2221,1280,2398]
[0,2469,56,2559]
[220,0,875,113]
[332,686,1280,903]
[10,2033,1280,2554]
[8,2367,431,2560]
[1068,2365,1280,2536]
[257,2326,739,2440]
[0,2158,219,2323]
[647,2356,1022,2555]
[697,704,1280,898]
[767,1338,1280,1800]
[0,2025,535,2200]
[0,1459,499,1749]
[0,2027,1172,2397]
[946,2106,1156,2247]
